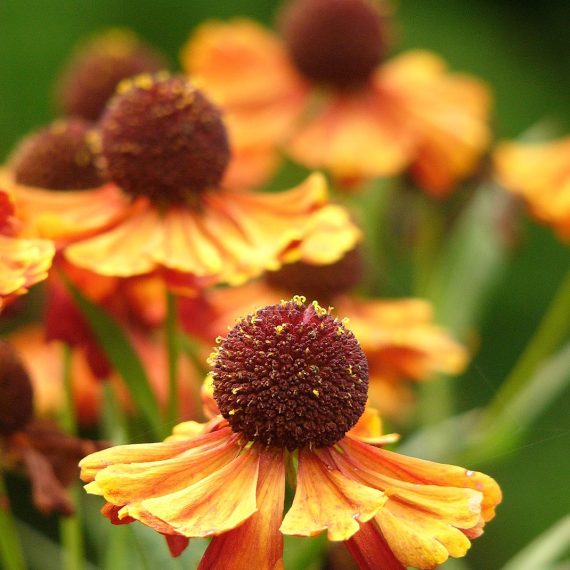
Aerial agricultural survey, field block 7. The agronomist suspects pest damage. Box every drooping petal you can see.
[163,534,190,558]
[199,448,285,570]
[332,438,502,568]
[345,521,406,570]
[347,407,400,447]
[280,448,386,541]
[138,445,260,537]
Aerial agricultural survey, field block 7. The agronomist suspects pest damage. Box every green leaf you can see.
[64,278,161,439]
[500,515,570,570]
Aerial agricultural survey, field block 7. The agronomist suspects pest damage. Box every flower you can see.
[56,28,168,121]
[0,189,54,311]
[494,136,570,241]
[0,341,103,515]
[80,298,500,568]
[5,74,358,288]
[182,0,492,195]
[180,250,468,420]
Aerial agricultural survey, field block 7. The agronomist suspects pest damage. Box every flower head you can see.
[9,119,103,190]
[280,0,390,89]
[6,73,358,287]
[212,298,368,449]
[80,299,500,569]
[56,28,167,121]
[183,7,491,195]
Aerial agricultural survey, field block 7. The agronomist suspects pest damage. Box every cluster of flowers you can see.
[2,0,568,568]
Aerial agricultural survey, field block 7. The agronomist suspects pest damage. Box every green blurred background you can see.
[1,1,569,568]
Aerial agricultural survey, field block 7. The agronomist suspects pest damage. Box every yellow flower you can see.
[495,137,570,241]
[182,1,491,196]
[80,299,500,568]
[0,189,54,311]
[4,75,358,287]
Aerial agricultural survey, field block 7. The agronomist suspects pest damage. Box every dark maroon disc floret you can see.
[212,298,368,450]
[98,74,230,204]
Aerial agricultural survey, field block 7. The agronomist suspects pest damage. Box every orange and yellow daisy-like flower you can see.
[182,0,492,196]
[494,136,570,241]
[0,189,54,311]
[80,298,500,569]
[180,249,468,419]
[4,74,358,289]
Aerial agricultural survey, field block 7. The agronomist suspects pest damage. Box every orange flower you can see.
[0,189,54,311]
[81,299,500,568]
[180,250,468,420]
[5,75,358,287]
[182,1,491,196]
[494,137,570,241]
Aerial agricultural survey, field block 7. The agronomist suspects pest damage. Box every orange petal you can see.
[64,206,162,276]
[345,521,406,570]
[199,448,285,570]
[0,170,131,241]
[280,448,386,541]
[137,445,260,537]
[287,91,414,184]
[379,50,491,196]
[79,425,234,483]
[347,407,400,446]
[222,144,279,191]
[494,137,570,240]
[0,234,54,301]
[163,534,190,558]
[92,433,240,506]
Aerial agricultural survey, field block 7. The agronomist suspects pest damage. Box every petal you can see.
[79,425,234,482]
[280,448,386,541]
[338,438,502,523]
[163,534,190,558]
[287,91,414,184]
[64,206,162,276]
[93,433,240,505]
[379,50,492,196]
[345,521,406,570]
[139,445,260,537]
[347,407,400,446]
[494,138,570,240]
[0,235,54,299]
[199,448,285,570]
[0,170,131,241]
[182,19,298,105]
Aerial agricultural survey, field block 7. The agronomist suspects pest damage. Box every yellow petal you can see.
[280,448,386,541]
[139,445,260,537]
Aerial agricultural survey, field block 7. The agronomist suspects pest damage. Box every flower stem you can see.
[0,474,26,570]
[59,344,84,570]
[165,291,180,428]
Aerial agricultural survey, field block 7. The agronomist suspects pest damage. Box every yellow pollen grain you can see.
[312,389,320,397]
[231,387,240,395]
[215,336,223,344]
[336,327,345,336]
[275,324,286,334]
[341,317,350,326]
[229,409,238,416]
[311,300,327,317]
[292,295,306,306]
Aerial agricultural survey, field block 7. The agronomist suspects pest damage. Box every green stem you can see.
[165,291,180,427]
[59,344,84,570]
[0,474,26,570]
[482,267,570,427]
[102,382,129,444]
